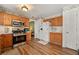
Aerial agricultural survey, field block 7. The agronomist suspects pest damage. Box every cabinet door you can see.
[54,33,62,46]
[51,16,62,26]
[11,15,20,20]
[50,32,55,44]
[22,17,29,27]
[0,35,2,54]
[0,35,4,53]
[50,32,62,46]
[4,14,12,26]
[63,8,77,50]
[51,18,57,26]
[0,13,4,25]
[3,34,13,48]
[57,16,63,26]
[26,32,31,41]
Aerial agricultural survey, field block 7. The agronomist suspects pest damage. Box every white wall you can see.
[50,26,62,33]
[0,25,12,34]
[34,19,41,39]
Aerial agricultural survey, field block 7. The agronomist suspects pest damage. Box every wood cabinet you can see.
[0,34,7,54]
[50,16,63,26]
[3,34,13,48]
[21,17,29,27]
[50,32,62,46]
[0,35,3,54]
[11,15,20,20]
[0,12,5,25]
[0,34,13,54]
[26,32,31,44]
[0,12,12,26]
[0,12,29,26]
[4,13,12,26]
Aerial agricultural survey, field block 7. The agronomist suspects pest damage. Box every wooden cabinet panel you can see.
[4,14,12,26]
[57,16,63,26]
[0,13,12,26]
[50,32,55,43]
[0,34,13,53]
[0,12,4,25]
[0,35,2,54]
[0,12,29,26]
[0,35,4,53]
[3,34,13,48]
[50,32,62,46]
[50,16,63,26]
[54,33,62,46]
[22,17,29,27]
[11,15,20,20]
[26,32,31,41]
[26,32,31,44]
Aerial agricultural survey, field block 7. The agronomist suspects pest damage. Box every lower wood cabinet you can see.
[50,32,62,46]
[3,34,13,48]
[0,35,3,54]
[0,34,13,53]
[0,34,7,54]
[26,32,31,44]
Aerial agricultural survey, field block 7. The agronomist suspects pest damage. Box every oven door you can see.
[13,35,26,44]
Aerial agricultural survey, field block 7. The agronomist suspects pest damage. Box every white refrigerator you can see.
[39,22,50,42]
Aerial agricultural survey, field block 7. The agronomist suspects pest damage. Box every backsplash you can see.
[50,26,62,33]
[0,25,13,34]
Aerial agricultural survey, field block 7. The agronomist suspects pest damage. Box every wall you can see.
[50,26,62,33]
[0,25,12,34]
[34,19,41,39]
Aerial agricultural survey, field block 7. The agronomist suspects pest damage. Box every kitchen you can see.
[0,4,78,55]
[0,12,31,54]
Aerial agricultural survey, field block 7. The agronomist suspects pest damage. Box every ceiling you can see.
[0,4,75,19]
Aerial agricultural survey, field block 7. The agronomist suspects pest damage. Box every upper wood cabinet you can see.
[21,17,29,27]
[0,12,5,25]
[50,16,63,26]
[0,12,29,26]
[0,12,12,26]
[4,13,12,26]
[11,15,20,20]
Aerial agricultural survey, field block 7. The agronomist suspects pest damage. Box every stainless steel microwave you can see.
[12,20,24,27]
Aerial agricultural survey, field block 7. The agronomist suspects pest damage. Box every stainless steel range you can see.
[11,20,27,45]
[12,27,26,44]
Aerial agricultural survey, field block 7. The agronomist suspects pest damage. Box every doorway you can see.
[29,21,35,38]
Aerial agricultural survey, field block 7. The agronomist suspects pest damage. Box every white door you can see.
[42,22,50,42]
[77,8,79,50]
[63,8,77,50]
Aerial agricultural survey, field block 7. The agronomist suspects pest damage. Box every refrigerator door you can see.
[40,22,50,42]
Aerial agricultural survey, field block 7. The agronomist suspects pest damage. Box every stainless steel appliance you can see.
[12,27,26,44]
[12,20,24,27]
[12,28,30,45]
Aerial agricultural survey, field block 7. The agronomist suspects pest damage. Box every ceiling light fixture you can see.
[21,5,28,12]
